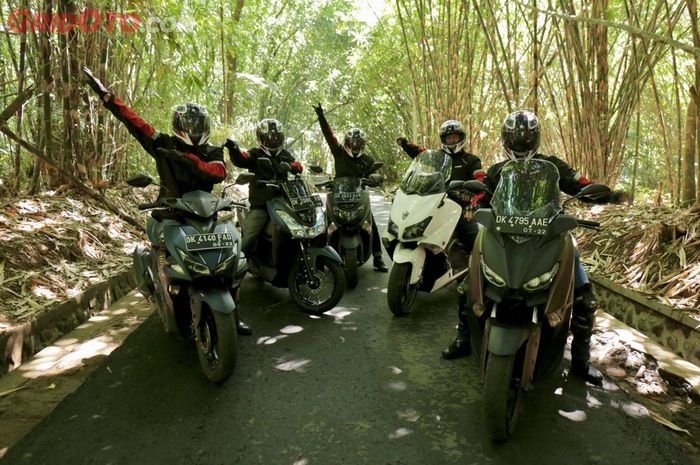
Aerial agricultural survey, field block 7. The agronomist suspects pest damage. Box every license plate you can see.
[494,215,549,236]
[290,194,323,211]
[185,233,235,251]
[334,192,362,204]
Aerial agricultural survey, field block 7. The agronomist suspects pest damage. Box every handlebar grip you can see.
[577,219,600,229]
[138,202,160,210]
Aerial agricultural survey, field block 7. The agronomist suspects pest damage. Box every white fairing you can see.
[387,189,461,249]
[384,188,463,286]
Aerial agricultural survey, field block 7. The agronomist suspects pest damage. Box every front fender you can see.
[339,234,361,251]
[392,245,426,285]
[308,245,343,267]
[487,322,531,356]
[190,287,236,315]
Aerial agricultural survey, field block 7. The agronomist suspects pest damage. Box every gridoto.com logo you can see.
[7,8,194,33]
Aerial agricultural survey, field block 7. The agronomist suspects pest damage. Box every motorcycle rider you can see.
[312,103,388,272]
[225,118,304,257]
[397,120,485,358]
[449,109,628,385]
[82,67,252,336]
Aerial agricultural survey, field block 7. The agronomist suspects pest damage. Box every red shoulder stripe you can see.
[111,96,156,138]
[183,152,227,180]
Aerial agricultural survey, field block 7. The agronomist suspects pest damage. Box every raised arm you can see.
[83,67,160,156]
[395,137,426,159]
[313,103,342,155]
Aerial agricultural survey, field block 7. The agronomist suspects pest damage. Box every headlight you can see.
[523,263,559,291]
[278,209,325,238]
[177,249,210,276]
[402,216,433,240]
[215,245,239,273]
[335,208,359,222]
[387,219,399,237]
[481,260,506,287]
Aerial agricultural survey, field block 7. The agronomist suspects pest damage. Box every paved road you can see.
[2,195,696,465]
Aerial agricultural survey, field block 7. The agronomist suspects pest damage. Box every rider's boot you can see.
[442,280,472,359]
[373,254,388,272]
[570,283,603,385]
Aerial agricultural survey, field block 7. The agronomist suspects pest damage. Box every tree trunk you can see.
[682,86,697,205]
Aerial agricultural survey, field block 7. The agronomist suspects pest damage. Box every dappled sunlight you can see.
[586,392,603,408]
[387,365,402,375]
[19,334,118,379]
[274,358,311,372]
[256,334,289,345]
[32,286,57,300]
[397,409,420,422]
[388,427,412,439]
[558,410,587,422]
[279,325,304,334]
[292,458,308,465]
[386,381,407,391]
[325,306,357,322]
[614,400,650,418]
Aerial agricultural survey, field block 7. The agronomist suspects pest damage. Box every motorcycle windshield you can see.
[334,177,362,193]
[399,151,452,196]
[283,178,313,200]
[491,159,562,219]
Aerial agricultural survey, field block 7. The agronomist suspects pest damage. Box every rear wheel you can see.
[289,255,345,314]
[483,353,521,441]
[343,247,358,290]
[195,306,238,384]
[387,262,418,316]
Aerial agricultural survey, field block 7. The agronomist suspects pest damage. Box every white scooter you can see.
[382,150,471,316]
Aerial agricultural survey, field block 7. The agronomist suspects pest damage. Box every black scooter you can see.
[234,159,345,313]
[128,174,246,384]
[315,162,384,289]
[456,158,609,440]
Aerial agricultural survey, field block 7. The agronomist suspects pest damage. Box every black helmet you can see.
[439,120,466,154]
[344,128,366,157]
[256,118,285,155]
[172,103,210,147]
[501,110,540,158]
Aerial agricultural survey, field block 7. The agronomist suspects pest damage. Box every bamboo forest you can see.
[0,1,699,464]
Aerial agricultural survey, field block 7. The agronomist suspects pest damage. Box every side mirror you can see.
[447,180,467,192]
[367,173,384,187]
[126,174,155,188]
[463,180,488,195]
[308,165,324,174]
[578,183,610,199]
[367,161,384,175]
[235,172,255,185]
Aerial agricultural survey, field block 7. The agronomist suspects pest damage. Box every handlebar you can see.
[138,202,161,210]
[577,219,600,230]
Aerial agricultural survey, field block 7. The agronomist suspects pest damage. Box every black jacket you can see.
[227,146,303,207]
[399,140,485,185]
[103,95,227,200]
[482,153,612,205]
[317,112,375,178]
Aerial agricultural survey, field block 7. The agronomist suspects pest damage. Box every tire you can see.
[195,306,238,384]
[344,247,358,290]
[289,255,345,314]
[483,353,521,441]
[387,262,418,316]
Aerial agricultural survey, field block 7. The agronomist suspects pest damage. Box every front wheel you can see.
[387,262,418,316]
[483,353,521,441]
[343,247,358,290]
[195,306,238,384]
[289,255,345,314]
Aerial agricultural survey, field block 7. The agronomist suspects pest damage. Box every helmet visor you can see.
[261,132,284,150]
